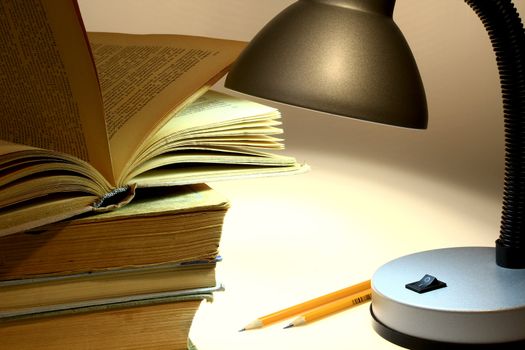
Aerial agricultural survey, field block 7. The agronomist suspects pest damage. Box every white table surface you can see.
[189,112,501,349]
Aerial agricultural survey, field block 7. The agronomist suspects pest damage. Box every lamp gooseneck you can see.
[465,0,525,268]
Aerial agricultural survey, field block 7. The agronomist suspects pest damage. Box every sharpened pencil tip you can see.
[238,328,246,332]
[283,324,294,329]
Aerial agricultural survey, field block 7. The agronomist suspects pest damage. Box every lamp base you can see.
[370,247,525,349]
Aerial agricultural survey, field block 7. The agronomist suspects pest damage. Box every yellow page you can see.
[0,140,111,192]
[0,197,96,238]
[127,134,286,180]
[124,151,301,184]
[132,163,307,188]
[126,91,284,170]
[0,140,31,158]
[87,32,246,184]
[152,91,281,140]
[0,175,103,209]
[0,0,113,183]
[0,140,105,236]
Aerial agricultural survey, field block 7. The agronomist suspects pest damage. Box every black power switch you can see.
[406,274,447,294]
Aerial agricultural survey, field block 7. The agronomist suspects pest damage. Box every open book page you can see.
[0,140,113,236]
[0,196,96,238]
[143,90,283,144]
[131,163,306,188]
[0,0,113,183]
[87,32,246,184]
[121,91,299,183]
[0,140,112,200]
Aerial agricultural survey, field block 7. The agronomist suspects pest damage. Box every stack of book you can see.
[0,184,228,349]
[0,0,305,349]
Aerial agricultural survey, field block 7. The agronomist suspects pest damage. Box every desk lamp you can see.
[225,0,525,348]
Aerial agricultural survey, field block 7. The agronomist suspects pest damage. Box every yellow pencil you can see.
[239,280,371,331]
[283,289,372,329]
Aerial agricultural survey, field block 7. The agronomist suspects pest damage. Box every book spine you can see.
[92,184,136,212]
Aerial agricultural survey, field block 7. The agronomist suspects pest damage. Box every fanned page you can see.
[123,91,305,187]
[87,32,247,183]
[0,141,112,237]
[0,0,113,183]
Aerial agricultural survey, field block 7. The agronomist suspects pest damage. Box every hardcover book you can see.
[0,184,228,280]
[0,288,217,350]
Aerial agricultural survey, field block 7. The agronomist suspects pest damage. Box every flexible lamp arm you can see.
[468,0,525,268]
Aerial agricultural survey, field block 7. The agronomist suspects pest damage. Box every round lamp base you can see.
[370,247,525,349]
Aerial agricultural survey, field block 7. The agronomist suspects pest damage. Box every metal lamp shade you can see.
[225,0,428,129]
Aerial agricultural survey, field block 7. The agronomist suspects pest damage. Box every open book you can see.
[0,0,305,236]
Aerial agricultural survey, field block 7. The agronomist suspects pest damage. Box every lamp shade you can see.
[225,0,428,129]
